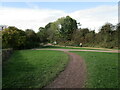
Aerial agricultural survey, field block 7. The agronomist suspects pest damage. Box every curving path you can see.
[45,51,86,88]
[33,49,87,88]
[33,49,119,88]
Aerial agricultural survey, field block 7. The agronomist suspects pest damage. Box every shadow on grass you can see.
[2,51,38,88]
[2,50,69,88]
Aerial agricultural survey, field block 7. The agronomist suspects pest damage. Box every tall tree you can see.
[58,16,78,41]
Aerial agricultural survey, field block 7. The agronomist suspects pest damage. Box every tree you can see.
[114,23,120,48]
[2,26,26,49]
[25,29,38,41]
[37,27,48,44]
[58,16,78,41]
[25,29,39,48]
[85,30,95,46]
[72,28,89,46]
[38,16,78,45]
[44,22,59,43]
[95,23,117,48]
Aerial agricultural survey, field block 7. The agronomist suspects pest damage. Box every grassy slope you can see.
[3,50,69,88]
[71,51,118,88]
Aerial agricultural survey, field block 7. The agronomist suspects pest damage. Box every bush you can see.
[2,27,40,50]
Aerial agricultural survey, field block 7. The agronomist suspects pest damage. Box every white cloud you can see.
[0,5,118,32]
[0,7,67,32]
[69,5,118,32]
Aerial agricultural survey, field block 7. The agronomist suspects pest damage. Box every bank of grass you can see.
[37,45,111,51]
[71,51,118,88]
[3,50,69,88]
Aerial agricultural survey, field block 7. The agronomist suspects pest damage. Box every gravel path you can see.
[45,51,86,88]
[34,49,120,53]
[33,48,119,88]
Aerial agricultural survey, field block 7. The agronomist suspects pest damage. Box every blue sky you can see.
[0,2,118,32]
[1,2,117,12]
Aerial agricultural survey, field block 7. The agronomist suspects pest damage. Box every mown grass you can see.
[71,51,118,88]
[3,50,69,88]
[37,45,110,51]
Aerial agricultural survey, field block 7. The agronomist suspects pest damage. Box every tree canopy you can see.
[2,16,119,49]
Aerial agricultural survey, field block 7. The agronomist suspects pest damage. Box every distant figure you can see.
[53,41,57,46]
[80,43,82,47]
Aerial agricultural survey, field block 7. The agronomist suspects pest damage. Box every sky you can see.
[0,2,118,32]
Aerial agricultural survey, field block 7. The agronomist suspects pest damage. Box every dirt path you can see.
[45,51,86,88]
[33,48,119,88]
[34,49,120,53]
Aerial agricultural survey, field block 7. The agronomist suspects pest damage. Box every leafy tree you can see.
[58,16,78,41]
[101,23,113,46]
[3,17,119,49]
[85,30,95,46]
[25,29,39,48]
[114,23,120,48]
[72,28,89,46]
[44,22,59,43]
[37,27,48,44]
[2,26,26,49]
[95,23,118,48]
[38,16,78,45]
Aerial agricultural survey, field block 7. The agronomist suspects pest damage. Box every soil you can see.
[45,51,87,88]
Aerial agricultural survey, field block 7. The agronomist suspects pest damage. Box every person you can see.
[80,43,82,47]
[53,41,57,46]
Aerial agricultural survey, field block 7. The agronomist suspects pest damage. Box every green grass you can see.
[3,50,69,88]
[71,51,118,88]
[37,45,110,51]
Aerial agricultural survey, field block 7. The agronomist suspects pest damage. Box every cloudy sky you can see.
[0,2,118,32]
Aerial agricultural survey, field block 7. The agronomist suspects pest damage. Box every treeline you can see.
[2,27,39,49]
[72,24,119,48]
[2,16,120,49]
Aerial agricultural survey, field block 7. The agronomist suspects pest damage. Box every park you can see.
[2,45,119,88]
[1,1,119,88]
[1,15,119,88]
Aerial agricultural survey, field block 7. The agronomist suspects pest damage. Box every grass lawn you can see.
[71,51,118,88]
[3,50,69,88]
[37,45,110,51]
